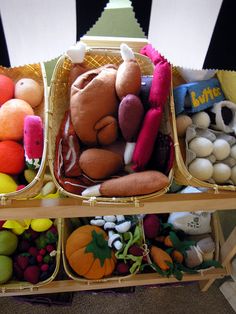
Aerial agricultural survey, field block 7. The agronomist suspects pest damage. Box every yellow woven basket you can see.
[62,216,146,284]
[0,63,49,203]
[171,68,236,192]
[48,47,174,204]
[0,218,61,293]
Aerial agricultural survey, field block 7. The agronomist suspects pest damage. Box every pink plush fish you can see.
[23,115,44,169]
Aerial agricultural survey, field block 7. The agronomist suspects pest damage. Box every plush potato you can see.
[70,65,118,146]
[116,44,141,100]
[79,148,123,180]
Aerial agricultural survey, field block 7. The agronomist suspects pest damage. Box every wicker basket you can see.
[62,216,146,284]
[171,68,236,192]
[0,218,61,293]
[145,212,220,278]
[48,47,174,204]
[0,63,48,203]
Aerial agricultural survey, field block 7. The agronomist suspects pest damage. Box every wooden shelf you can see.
[0,269,227,297]
[1,192,236,219]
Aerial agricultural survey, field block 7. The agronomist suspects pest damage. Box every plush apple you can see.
[0,74,14,106]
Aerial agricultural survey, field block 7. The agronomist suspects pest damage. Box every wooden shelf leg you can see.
[221,226,236,268]
[199,279,216,292]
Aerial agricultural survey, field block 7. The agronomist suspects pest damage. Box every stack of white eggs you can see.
[188,136,236,184]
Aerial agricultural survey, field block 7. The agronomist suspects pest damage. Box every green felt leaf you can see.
[194,260,222,270]
[85,230,112,267]
[169,231,195,251]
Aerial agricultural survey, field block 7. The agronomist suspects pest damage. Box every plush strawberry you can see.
[16,255,29,270]
[24,265,40,284]
[28,246,38,257]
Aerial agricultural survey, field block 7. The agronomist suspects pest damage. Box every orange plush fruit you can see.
[15,78,43,108]
[0,99,34,141]
[0,74,14,106]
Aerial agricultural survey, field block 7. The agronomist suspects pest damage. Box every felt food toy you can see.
[79,148,123,180]
[188,158,213,181]
[115,43,141,100]
[0,173,17,193]
[189,137,213,158]
[70,64,118,146]
[212,163,231,184]
[191,112,210,129]
[24,115,44,169]
[0,141,24,175]
[150,246,173,271]
[0,230,18,255]
[0,74,14,106]
[176,114,192,137]
[66,225,116,279]
[0,255,13,284]
[2,219,31,235]
[30,219,53,232]
[217,70,236,103]
[212,139,230,160]
[132,44,171,171]
[118,94,144,164]
[15,78,44,108]
[82,170,169,197]
[0,99,34,141]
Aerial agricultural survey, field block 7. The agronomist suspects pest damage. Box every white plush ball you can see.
[188,158,213,181]
[192,112,211,129]
[230,144,236,159]
[189,137,213,157]
[212,163,231,184]
[231,165,236,185]
[213,139,230,160]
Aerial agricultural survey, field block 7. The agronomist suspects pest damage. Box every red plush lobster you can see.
[132,44,171,171]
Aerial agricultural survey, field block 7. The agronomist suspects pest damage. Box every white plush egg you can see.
[231,165,236,185]
[188,158,213,181]
[213,139,230,160]
[192,112,210,129]
[230,144,236,159]
[212,163,231,184]
[189,137,213,157]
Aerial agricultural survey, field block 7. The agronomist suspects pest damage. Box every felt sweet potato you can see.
[79,148,123,180]
[116,44,141,100]
[70,65,118,146]
[150,246,173,271]
[82,170,169,197]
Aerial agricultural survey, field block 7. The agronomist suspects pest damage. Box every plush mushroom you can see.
[103,221,123,251]
[115,215,132,233]
[90,216,105,227]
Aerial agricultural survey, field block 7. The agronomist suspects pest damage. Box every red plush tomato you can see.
[0,74,15,106]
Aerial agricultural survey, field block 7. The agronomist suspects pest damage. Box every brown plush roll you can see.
[100,170,169,196]
[70,65,118,146]
[79,148,123,180]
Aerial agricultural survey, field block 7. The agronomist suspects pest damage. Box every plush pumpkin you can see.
[65,225,116,279]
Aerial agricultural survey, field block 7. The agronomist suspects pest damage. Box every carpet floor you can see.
[0,278,235,314]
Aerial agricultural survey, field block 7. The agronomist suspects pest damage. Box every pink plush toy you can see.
[23,115,44,169]
[132,45,171,171]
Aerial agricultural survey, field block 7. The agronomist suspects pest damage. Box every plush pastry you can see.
[70,64,118,146]
[196,237,215,261]
[189,137,213,157]
[0,141,24,175]
[176,114,192,137]
[82,170,169,197]
[24,115,43,169]
[0,74,14,106]
[0,99,34,141]
[79,148,123,180]
[115,43,141,100]
[188,158,213,181]
[118,94,144,164]
[132,44,171,171]
[15,78,44,108]
[212,163,231,184]
[213,139,230,160]
[191,111,210,129]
